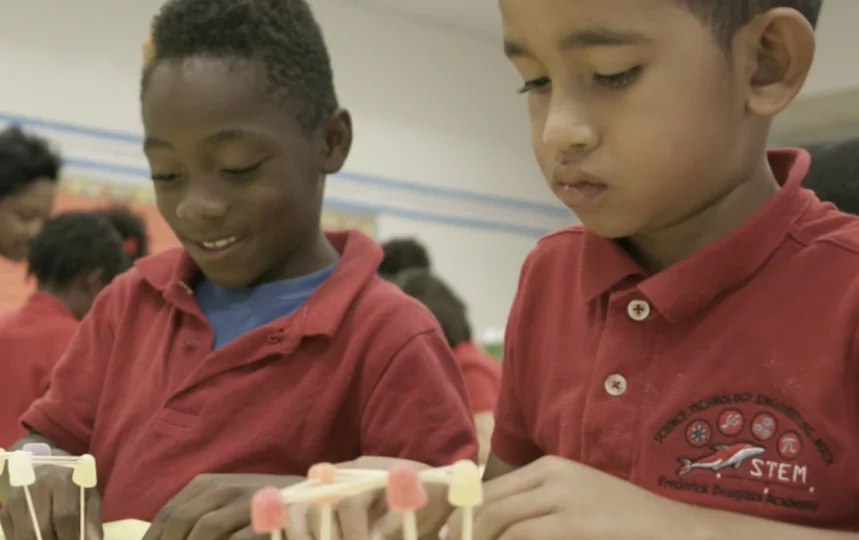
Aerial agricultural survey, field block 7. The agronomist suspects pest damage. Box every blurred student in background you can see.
[378,236,431,279]
[0,126,61,262]
[804,138,859,215]
[396,268,501,465]
[99,206,150,260]
[0,211,130,447]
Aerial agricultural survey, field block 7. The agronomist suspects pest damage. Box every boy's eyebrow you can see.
[143,129,260,150]
[560,28,651,48]
[504,28,651,58]
[203,129,261,144]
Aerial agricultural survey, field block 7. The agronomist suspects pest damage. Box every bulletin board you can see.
[0,179,377,312]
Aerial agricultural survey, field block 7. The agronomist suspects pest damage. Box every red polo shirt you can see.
[22,229,477,522]
[453,341,501,413]
[492,149,859,530]
[0,292,78,447]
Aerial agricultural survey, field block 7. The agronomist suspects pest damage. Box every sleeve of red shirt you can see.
[20,280,123,456]
[490,251,545,466]
[361,327,479,466]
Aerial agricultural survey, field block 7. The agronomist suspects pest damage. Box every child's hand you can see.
[0,465,102,540]
[445,456,683,540]
[293,456,452,540]
[143,473,303,540]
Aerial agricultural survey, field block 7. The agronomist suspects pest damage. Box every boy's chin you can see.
[196,264,258,289]
[576,215,643,240]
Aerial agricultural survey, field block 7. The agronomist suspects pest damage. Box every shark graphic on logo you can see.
[677,443,765,476]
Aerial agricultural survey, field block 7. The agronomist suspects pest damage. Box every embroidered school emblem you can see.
[652,392,834,514]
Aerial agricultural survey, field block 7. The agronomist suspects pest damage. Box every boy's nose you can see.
[176,191,229,223]
[542,100,599,153]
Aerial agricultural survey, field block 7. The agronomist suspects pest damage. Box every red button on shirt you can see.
[0,291,78,447]
[23,229,477,522]
[492,149,859,530]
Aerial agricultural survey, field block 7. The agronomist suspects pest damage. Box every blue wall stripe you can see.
[63,157,553,238]
[0,112,569,216]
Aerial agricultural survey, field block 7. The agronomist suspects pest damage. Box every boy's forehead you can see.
[142,58,294,138]
[499,0,684,51]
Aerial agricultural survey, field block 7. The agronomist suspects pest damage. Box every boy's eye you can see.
[594,66,642,89]
[151,173,180,182]
[222,160,265,176]
[517,76,551,95]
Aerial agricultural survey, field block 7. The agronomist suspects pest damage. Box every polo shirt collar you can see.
[579,148,813,322]
[138,229,383,338]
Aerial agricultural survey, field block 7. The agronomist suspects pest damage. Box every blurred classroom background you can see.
[0,0,857,351]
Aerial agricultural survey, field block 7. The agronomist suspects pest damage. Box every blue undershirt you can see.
[195,263,337,350]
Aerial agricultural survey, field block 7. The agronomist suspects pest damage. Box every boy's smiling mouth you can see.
[182,234,249,262]
[201,236,240,250]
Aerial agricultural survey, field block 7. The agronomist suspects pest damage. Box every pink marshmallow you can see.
[386,464,427,511]
[307,463,337,483]
[251,487,287,533]
[308,463,339,503]
[22,443,51,456]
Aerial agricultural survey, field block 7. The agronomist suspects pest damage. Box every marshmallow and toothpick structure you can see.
[0,444,97,540]
[251,460,483,540]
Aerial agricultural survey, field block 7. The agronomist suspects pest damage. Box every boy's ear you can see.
[319,108,353,175]
[742,7,815,118]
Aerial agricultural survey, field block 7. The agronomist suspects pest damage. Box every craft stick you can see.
[280,477,387,504]
[0,454,84,466]
[308,463,338,540]
[22,485,43,540]
[9,452,43,540]
[282,479,314,494]
[72,455,97,540]
[334,467,454,485]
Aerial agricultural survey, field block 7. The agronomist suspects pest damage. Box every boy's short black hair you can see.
[803,138,859,216]
[28,212,131,289]
[682,0,822,46]
[378,238,431,278]
[145,0,338,133]
[98,206,149,260]
[395,269,472,348]
[0,125,61,199]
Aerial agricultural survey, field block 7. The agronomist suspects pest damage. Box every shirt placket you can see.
[580,288,658,479]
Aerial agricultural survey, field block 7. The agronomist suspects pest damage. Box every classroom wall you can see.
[0,0,572,335]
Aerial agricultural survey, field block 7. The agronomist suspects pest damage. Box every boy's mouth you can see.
[183,234,248,263]
[551,165,607,207]
[200,236,240,251]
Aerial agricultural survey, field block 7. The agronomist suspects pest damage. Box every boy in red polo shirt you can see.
[440,1,859,539]
[0,0,477,537]
[0,212,130,447]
